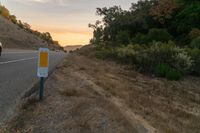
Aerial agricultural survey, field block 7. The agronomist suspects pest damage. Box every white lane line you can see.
[0,57,37,65]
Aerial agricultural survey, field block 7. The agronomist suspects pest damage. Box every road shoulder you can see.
[0,54,139,133]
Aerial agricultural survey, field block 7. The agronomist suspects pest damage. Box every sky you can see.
[0,0,138,46]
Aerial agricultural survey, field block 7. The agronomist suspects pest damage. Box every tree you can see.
[53,41,59,45]
[23,22,31,30]
[148,28,172,42]
[0,5,10,19]
[89,0,200,46]
[10,15,17,24]
[116,31,130,45]
[149,0,177,25]
[96,6,123,26]
[171,2,200,35]
[88,20,103,45]
[176,0,199,5]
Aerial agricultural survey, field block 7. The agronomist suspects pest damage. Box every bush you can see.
[116,46,135,63]
[95,45,116,59]
[119,41,180,72]
[148,28,172,42]
[94,41,198,80]
[155,64,171,77]
[187,48,200,75]
[190,37,200,49]
[116,44,143,64]
[175,34,191,45]
[189,28,200,40]
[166,68,182,81]
[155,64,182,80]
[132,33,148,44]
[149,42,193,74]
[149,41,177,66]
[116,31,130,45]
[146,41,193,75]
[174,51,193,73]
[132,29,172,45]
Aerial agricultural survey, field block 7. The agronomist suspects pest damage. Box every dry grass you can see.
[60,88,78,97]
[0,16,60,50]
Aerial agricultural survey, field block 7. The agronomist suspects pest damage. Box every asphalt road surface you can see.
[0,49,66,124]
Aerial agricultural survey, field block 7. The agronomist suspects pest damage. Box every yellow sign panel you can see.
[40,52,48,67]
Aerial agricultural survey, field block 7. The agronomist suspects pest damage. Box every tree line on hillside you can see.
[0,4,59,46]
[89,0,200,80]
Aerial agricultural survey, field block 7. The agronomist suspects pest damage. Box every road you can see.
[0,49,66,124]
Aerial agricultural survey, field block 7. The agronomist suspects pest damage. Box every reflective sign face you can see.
[37,48,49,77]
[40,52,48,67]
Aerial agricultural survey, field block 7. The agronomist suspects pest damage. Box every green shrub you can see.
[149,41,177,66]
[147,41,192,75]
[132,29,172,45]
[124,41,180,72]
[131,44,144,51]
[174,51,193,73]
[148,28,172,42]
[187,48,200,75]
[132,33,148,44]
[116,30,130,45]
[95,45,116,59]
[134,50,154,71]
[114,44,144,64]
[155,64,171,77]
[94,41,198,80]
[190,37,200,49]
[166,68,182,81]
[116,45,141,64]
[189,28,200,40]
[155,64,182,80]
[176,34,191,45]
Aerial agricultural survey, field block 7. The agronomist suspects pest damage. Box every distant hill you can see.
[64,45,83,51]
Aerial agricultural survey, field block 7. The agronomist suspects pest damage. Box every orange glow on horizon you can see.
[32,25,93,46]
[52,32,92,46]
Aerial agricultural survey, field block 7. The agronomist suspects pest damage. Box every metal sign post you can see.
[37,48,49,100]
[39,77,44,100]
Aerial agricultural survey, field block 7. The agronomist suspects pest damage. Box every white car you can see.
[0,42,2,56]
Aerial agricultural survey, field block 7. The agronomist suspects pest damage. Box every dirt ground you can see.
[1,45,200,133]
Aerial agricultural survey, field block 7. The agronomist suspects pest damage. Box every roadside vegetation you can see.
[0,4,59,46]
[89,0,200,80]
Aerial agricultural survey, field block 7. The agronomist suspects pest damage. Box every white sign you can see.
[37,48,49,77]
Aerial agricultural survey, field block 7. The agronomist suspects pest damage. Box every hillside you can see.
[0,16,61,50]
[64,45,83,51]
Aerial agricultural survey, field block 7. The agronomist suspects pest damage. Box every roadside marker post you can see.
[37,48,49,100]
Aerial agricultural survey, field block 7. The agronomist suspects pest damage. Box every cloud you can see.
[15,0,49,3]
[14,0,69,6]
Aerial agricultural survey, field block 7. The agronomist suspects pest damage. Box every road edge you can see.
[0,54,66,126]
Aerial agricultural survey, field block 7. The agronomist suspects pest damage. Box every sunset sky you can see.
[1,0,137,46]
